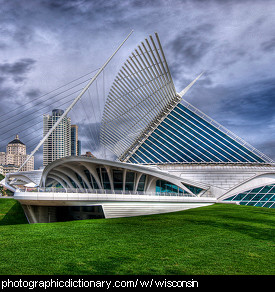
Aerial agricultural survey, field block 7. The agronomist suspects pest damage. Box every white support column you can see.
[50,170,74,188]
[81,162,103,190]
[134,172,143,192]
[48,175,67,189]
[123,169,127,192]
[104,165,114,191]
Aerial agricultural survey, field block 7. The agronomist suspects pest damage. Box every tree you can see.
[0,174,9,196]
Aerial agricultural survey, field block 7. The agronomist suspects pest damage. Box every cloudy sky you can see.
[0,0,275,168]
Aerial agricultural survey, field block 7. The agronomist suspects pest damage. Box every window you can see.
[113,170,123,190]
[225,184,275,208]
[156,180,186,194]
[182,183,203,195]
[125,172,135,191]
[137,174,146,191]
[100,168,111,190]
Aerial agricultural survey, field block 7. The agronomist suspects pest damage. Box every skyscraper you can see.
[71,125,81,156]
[77,140,81,156]
[43,109,71,166]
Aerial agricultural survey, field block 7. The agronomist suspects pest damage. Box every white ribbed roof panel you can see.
[100,33,178,157]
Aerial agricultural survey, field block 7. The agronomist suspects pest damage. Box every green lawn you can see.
[0,199,274,275]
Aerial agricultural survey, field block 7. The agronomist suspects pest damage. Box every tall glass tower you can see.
[71,125,81,156]
[43,109,71,166]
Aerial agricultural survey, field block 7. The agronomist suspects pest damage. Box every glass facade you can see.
[155,180,203,195]
[84,169,99,189]
[182,183,204,195]
[137,174,146,191]
[156,180,187,194]
[125,172,135,191]
[224,184,275,208]
[128,103,265,164]
[113,170,123,190]
[48,165,201,196]
[98,168,111,189]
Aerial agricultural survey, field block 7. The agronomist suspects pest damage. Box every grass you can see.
[0,198,28,225]
[0,198,274,275]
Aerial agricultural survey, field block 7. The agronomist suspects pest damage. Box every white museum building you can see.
[1,33,275,223]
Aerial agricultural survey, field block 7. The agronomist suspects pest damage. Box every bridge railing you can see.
[15,187,198,197]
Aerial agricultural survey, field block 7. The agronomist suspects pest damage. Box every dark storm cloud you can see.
[0,85,16,110]
[0,77,5,85]
[25,89,41,99]
[260,140,275,159]
[221,79,275,121]
[0,58,36,82]
[169,23,213,67]
[39,0,129,27]
[261,37,275,52]
[0,0,275,165]
[0,58,37,116]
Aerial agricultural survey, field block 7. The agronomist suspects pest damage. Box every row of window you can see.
[155,179,202,195]
[224,184,275,208]
[175,105,263,162]
[128,103,265,164]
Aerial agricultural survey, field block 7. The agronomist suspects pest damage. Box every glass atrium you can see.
[224,184,275,208]
[128,103,265,164]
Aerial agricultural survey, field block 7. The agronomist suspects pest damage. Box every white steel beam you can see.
[100,33,177,157]
[18,30,133,171]
[120,73,204,162]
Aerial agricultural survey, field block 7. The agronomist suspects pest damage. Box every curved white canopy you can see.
[100,33,178,157]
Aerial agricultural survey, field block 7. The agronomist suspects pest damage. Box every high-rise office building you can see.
[0,134,34,173]
[77,140,81,156]
[71,125,81,156]
[43,109,71,166]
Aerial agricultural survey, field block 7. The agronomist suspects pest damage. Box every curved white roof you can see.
[41,156,208,195]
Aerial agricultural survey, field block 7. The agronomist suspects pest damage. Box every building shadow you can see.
[0,201,28,225]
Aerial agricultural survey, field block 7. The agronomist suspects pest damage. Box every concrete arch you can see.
[103,165,114,190]
[80,162,103,190]
[63,163,91,189]
[47,175,67,189]
[219,172,275,200]
[146,176,158,192]
[41,156,208,196]
[51,166,82,189]
[50,170,74,188]
[8,174,33,185]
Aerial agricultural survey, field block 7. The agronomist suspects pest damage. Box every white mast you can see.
[178,72,204,98]
[18,30,133,171]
